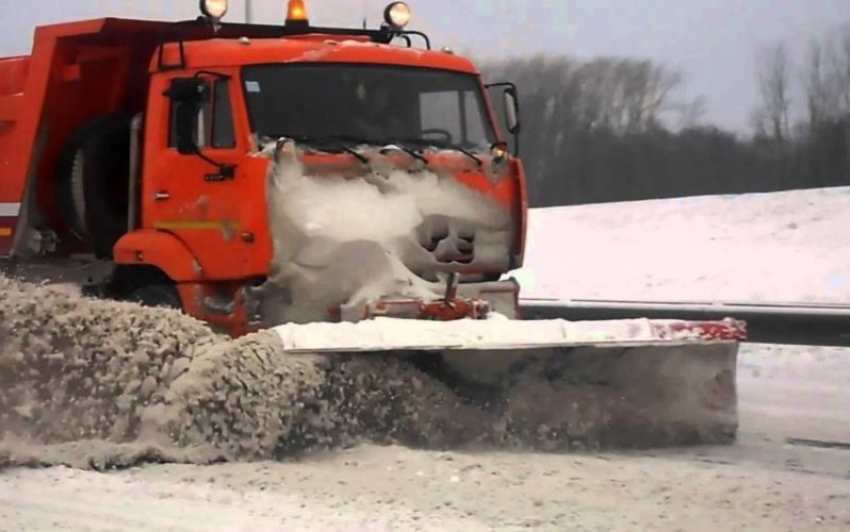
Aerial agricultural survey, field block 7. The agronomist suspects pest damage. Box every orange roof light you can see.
[286,0,309,25]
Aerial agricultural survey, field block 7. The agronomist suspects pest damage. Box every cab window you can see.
[169,79,236,150]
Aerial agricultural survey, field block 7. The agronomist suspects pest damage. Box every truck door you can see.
[142,72,256,280]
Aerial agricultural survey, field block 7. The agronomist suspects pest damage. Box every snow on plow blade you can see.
[274,318,746,448]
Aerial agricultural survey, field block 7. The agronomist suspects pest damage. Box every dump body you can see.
[0,55,29,251]
[0,19,170,257]
[0,55,30,254]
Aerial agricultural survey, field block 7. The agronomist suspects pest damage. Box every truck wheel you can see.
[56,114,132,258]
[126,284,183,310]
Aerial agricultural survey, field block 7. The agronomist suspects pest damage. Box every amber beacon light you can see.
[286,0,309,26]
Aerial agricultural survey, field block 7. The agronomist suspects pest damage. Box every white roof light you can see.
[384,2,412,29]
[200,0,229,20]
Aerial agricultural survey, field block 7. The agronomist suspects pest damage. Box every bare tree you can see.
[807,26,850,120]
[833,25,850,114]
[816,24,850,176]
[755,43,793,141]
[805,40,829,127]
[674,96,708,130]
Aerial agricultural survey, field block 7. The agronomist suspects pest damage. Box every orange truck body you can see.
[0,17,528,335]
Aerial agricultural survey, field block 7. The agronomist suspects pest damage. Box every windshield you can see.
[242,64,496,150]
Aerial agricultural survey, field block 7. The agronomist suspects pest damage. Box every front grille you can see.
[418,218,476,265]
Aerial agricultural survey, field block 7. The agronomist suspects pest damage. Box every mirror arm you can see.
[484,82,518,91]
[191,148,236,181]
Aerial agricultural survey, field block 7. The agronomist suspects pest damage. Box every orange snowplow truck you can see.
[0,2,749,440]
[0,1,526,335]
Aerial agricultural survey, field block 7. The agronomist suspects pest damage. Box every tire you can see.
[56,114,132,258]
[126,284,183,310]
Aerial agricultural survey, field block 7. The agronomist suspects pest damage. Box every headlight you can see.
[384,2,412,29]
[200,0,228,20]
[491,142,509,161]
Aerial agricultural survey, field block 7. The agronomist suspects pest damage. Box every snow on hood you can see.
[253,141,513,325]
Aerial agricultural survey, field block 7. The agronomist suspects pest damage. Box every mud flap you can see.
[273,318,743,448]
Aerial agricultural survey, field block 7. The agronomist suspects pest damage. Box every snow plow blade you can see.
[274,318,746,448]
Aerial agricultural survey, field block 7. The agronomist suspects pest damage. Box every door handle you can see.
[204,164,237,182]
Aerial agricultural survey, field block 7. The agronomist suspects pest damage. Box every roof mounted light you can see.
[384,2,412,30]
[199,0,229,21]
[286,0,310,27]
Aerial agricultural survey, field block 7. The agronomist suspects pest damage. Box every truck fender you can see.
[113,230,203,282]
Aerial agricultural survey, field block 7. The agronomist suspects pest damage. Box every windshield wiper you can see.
[277,135,370,166]
[329,135,429,166]
[391,138,483,167]
[379,143,430,166]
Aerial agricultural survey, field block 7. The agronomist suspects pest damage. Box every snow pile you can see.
[0,278,221,445]
[0,275,733,469]
[518,187,850,303]
[0,276,478,464]
[253,141,513,325]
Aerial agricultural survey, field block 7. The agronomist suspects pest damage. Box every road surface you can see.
[1,343,848,531]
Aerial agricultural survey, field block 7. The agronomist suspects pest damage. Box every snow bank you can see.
[518,187,850,303]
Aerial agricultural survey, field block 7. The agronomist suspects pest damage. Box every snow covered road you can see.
[2,343,849,531]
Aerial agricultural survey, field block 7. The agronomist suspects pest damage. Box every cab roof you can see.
[156,36,479,74]
[29,17,478,75]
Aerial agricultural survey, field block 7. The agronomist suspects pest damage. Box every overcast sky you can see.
[1,0,847,132]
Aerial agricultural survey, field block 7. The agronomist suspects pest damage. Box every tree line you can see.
[483,24,850,207]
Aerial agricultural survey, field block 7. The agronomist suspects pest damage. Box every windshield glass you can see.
[242,64,496,150]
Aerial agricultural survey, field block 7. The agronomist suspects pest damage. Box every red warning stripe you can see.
[650,319,748,342]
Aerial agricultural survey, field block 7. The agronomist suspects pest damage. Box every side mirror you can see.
[164,78,209,155]
[485,82,522,156]
[504,87,521,135]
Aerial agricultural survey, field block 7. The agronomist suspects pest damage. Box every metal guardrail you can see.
[520,299,850,347]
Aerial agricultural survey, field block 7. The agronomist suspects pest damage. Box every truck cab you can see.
[0,1,526,335]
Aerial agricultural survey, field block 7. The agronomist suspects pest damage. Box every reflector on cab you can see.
[286,0,310,26]
[199,0,229,20]
[384,2,412,30]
